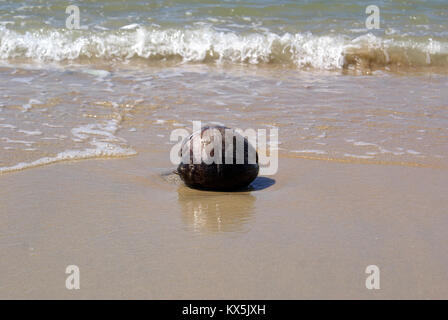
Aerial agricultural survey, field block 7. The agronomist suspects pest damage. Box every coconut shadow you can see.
[246,176,276,191]
[180,176,275,192]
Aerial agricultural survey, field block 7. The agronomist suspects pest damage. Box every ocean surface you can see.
[0,0,447,173]
[1,0,448,70]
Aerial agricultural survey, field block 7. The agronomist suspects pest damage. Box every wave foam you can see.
[0,117,137,174]
[1,26,447,70]
[0,144,136,174]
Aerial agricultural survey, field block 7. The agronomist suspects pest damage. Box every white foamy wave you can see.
[71,119,122,142]
[1,26,447,70]
[18,129,43,136]
[0,143,136,174]
[291,149,327,155]
[0,117,137,174]
[344,153,374,159]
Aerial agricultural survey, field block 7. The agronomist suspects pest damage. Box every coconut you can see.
[177,126,259,190]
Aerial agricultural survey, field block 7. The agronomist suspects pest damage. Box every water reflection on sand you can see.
[177,176,275,233]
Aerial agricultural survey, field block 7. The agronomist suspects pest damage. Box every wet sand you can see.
[1,149,447,299]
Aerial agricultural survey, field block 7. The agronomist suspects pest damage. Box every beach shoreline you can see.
[1,0,448,300]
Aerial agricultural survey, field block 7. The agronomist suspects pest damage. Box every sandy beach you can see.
[1,0,448,300]
[1,148,448,299]
[1,63,447,299]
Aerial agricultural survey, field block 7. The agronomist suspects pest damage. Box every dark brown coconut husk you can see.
[177,126,259,191]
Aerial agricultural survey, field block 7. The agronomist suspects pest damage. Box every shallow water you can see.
[0,1,447,173]
[0,63,447,174]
